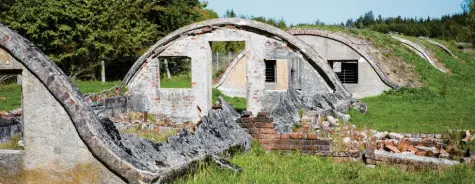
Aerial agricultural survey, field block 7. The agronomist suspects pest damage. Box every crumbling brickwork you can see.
[237,112,332,153]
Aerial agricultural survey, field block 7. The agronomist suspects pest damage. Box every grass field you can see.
[212,88,247,112]
[0,80,121,111]
[174,144,475,184]
[294,26,475,133]
[160,73,192,88]
[0,84,22,111]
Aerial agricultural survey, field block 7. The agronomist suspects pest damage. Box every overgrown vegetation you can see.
[74,80,121,94]
[294,25,475,133]
[0,134,22,150]
[160,73,192,88]
[174,144,475,184]
[212,88,246,112]
[123,126,177,143]
[0,83,21,111]
[0,0,218,80]
[0,80,121,111]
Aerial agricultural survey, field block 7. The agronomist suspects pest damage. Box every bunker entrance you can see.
[158,56,192,88]
[329,60,358,84]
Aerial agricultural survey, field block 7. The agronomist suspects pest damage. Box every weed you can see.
[0,134,22,150]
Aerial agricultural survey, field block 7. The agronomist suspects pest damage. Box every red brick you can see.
[254,122,265,128]
[307,134,318,140]
[290,133,300,139]
[311,145,318,151]
[268,139,281,144]
[260,134,276,139]
[240,123,254,128]
[258,139,268,144]
[263,123,275,128]
[280,144,296,150]
[248,128,259,134]
[280,134,290,139]
[262,144,272,150]
[259,128,276,134]
[280,139,292,145]
[385,145,401,153]
[251,134,259,139]
[242,117,253,123]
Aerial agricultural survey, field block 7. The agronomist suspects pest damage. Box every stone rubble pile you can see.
[295,113,475,167]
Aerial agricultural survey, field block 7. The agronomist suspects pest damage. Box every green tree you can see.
[0,0,216,80]
[469,0,475,44]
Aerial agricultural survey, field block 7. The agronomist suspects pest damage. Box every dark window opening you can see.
[329,61,358,84]
[265,60,276,83]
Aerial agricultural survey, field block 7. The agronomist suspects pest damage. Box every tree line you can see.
[0,0,218,80]
[343,10,471,43]
[0,1,473,81]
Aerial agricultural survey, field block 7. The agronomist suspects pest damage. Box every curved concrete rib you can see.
[1,23,253,184]
[0,24,158,183]
[288,28,400,88]
[213,49,249,88]
[424,39,456,57]
[392,36,448,73]
[123,18,351,97]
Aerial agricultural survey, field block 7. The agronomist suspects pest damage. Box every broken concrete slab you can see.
[365,150,459,168]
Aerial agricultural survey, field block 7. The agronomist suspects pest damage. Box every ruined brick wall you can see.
[128,26,339,123]
[237,112,332,153]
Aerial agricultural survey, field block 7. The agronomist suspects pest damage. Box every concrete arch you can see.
[392,36,449,73]
[424,39,456,57]
[0,24,159,183]
[1,19,353,183]
[288,28,399,88]
[123,18,350,97]
[1,23,254,184]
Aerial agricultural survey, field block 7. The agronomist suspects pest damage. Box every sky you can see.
[205,0,465,25]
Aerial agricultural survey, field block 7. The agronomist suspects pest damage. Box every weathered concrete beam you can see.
[422,39,455,57]
[392,36,448,73]
[365,149,458,168]
[0,24,251,183]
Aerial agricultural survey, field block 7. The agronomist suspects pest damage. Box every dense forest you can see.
[342,11,471,42]
[297,0,475,44]
[0,0,218,80]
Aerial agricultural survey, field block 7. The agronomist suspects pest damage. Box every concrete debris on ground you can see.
[289,112,475,168]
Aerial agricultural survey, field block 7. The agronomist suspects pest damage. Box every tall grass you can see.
[175,144,475,184]
[294,26,475,133]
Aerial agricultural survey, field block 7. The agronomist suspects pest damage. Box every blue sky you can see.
[205,0,464,25]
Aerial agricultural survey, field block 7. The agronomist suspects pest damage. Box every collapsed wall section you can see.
[0,22,255,183]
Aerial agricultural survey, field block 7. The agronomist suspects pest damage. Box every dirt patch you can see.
[354,34,422,87]
[0,163,104,184]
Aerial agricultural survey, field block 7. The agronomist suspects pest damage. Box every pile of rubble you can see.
[371,132,449,158]
[292,113,475,168]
